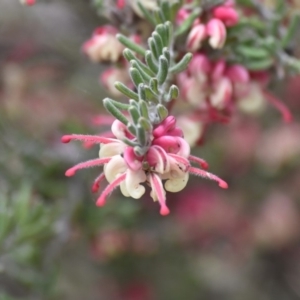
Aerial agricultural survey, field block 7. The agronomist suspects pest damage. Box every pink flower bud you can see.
[186,24,207,52]
[188,54,211,84]
[213,6,239,27]
[82,26,124,63]
[206,19,227,49]
[210,77,233,109]
[117,0,126,8]
[123,147,143,171]
[177,115,204,147]
[101,68,131,97]
[176,9,190,25]
[211,60,226,81]
[226,64,250,83]
[177,73,207,107]
[153,116,176,138]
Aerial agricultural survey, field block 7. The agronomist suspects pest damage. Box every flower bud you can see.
[188,54,211,84]
[206,19,227,49]
[212,6,239,27]
[82,26,124,63]
[177,115,204,147]
[211,60,226,81]
[226,64,250,83]
[177,73,207,107]
[210,77,233,109]
[237,83,266,114]
[186,24,207,52]
[176,9,190,25]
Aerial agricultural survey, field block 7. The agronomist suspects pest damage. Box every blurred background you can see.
[1,0,300,299]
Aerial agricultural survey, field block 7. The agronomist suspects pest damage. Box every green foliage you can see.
[0,184,59,299]
[228,1,300,73]
[103,1,192,157]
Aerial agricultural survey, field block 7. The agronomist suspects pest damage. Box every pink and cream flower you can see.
[62,116,228,216]
[82,26,124,63]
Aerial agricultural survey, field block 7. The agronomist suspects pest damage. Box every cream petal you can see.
[125,169,146,199]
[99,142,125,158]
[120,181,130,197]
[111,120,128,140]
[104,155,127,183]
[165,172,189,193]
[176,138,191,158]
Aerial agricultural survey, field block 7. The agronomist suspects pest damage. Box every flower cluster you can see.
[185,0,238,51]
[62,116,227,215]
[56,0,300,215]
[178,54,292,126]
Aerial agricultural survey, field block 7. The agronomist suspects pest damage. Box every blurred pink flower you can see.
[82,26,124,63]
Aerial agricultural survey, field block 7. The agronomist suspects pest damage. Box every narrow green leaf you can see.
[163,47,171,64]
[244,58,273,70]
[150,78,159,93]
[170,1,181,22]
[137,125,146,145]
[125,49,155,77]
[129,99,139,107]
[131,60,152,82]
[139,100,149,119]
[137,2,156,26]
[170,53,193,74]
[106,98,130,110]
[281,14,300,48]
[156,104,168,121]
[148,38,159,60]
[145,50,159,73]
[103,98,129,125]
[129,106,140,124]
[157,56,169,85]
[153,9,164,24]
[156,24,168,47]
[236,45,271,59]
[138,83,146,100]
[123,137,139,147]
[130,67,144,88]
[144,86,159,103]
[161,1,171,21]
[153,32,164,56]
[127,123,137,136]
[139,117,152,131]
[123,48,136,62]
[164,21,173,46]
[114,82,139,101]
[168,85,179,100]
[117,34,146,56]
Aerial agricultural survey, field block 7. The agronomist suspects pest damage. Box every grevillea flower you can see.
[186,23,207,52]
[178,55,292,123]
[82,26,124,63]
[206,19,227,49]
[62,116,228,216]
